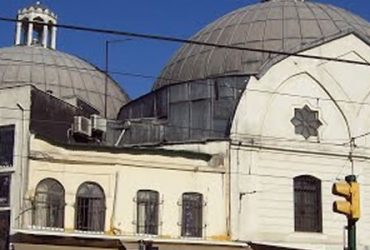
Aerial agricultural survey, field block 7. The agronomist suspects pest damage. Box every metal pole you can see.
[104,41,109,118]
[104,38,131,118]
[348,219,356,250]
[345,175,357,250]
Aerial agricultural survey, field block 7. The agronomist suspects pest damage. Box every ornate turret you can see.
[15,1,58,49]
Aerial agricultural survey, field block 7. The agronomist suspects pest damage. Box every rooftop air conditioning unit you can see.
[72,116,92,137]
[91,114,107,133]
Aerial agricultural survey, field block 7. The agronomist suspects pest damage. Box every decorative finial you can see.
[261,0,306,2]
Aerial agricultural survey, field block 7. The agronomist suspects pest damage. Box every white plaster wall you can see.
[25,137,228,240]
[230,34,370,250]
[160,141,230,156]
[0,85,31,234]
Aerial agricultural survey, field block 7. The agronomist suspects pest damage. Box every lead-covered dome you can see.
[154,0,370,89]
[0,46,129,118]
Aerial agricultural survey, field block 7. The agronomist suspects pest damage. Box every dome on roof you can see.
[154,0,370,89]
[0,46,129,118]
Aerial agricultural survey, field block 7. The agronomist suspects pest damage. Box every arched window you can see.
[294,175,322,232]
[75,182,105,232]
[181,192,203,237]
[33,178,65,228]
[136,190,159,235]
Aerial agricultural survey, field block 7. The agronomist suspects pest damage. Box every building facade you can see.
[2,0,370,250]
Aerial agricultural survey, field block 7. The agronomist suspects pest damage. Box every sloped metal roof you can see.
[154,0,370,89]
[0,46,129,118]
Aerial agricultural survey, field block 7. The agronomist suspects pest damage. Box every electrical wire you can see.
[1,17,370,67]
[3,152,370,187]
[0,111,354,149]
[0,18,370,183]
[3,98,370,163]
[0,98,360,149]
[0,17,366,240]
[3,54,370,108]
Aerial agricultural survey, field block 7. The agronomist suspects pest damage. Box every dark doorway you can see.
[0,211,10,250]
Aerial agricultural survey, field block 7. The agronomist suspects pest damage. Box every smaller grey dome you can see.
[0,46,129,118]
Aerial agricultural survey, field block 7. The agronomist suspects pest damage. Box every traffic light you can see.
[332,175,360,220]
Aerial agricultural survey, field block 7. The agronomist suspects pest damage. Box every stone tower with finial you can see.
[15,1,58,49]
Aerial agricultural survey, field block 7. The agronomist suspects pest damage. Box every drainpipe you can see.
[110,171,120,234]
[227,142,232,237]
[16,103,29,229]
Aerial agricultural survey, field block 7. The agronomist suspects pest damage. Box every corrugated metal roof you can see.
[154,0,370,89]
[118,76,248,145]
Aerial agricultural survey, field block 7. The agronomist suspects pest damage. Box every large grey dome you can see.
[0,46,129,118]
[154,0,370,89]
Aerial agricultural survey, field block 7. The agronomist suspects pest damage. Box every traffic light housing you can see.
[332,175,360,220]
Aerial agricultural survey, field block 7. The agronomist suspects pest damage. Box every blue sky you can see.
[1,0,370,99]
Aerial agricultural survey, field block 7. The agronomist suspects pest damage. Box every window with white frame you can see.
[181,192,204,237]
[33,178,65,228]
[136,189,159,235]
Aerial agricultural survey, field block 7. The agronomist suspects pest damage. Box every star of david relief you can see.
[290,105,322,139]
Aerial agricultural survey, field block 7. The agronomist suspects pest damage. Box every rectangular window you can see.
[0,175,10,207]
[136,190,159,235]
[0,125,15,167]
[294,175,322,232]
[0,211,10,250]
[181,192,203,237]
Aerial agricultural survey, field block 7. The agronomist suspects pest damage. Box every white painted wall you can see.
[230,34,370,250]
[0,85,31,234]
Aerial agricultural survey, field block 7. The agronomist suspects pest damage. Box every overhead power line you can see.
[4,54,370,108]
[5,150,370,187]
[0,110,357,149]
[1,17,370,67]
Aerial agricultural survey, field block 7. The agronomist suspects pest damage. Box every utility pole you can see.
[332,174,360,250]
[104,38,132,118]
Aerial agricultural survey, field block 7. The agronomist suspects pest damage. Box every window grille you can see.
[0,211,10,250]
[33,178,65,228]
[181,192,203,237]
[294,175,322,232]
[75,182,105,232]
[136,190,159,235]
[0,175,10,208]
[0,125,14,167]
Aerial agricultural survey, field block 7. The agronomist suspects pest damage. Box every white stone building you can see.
[2,0,370,250]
